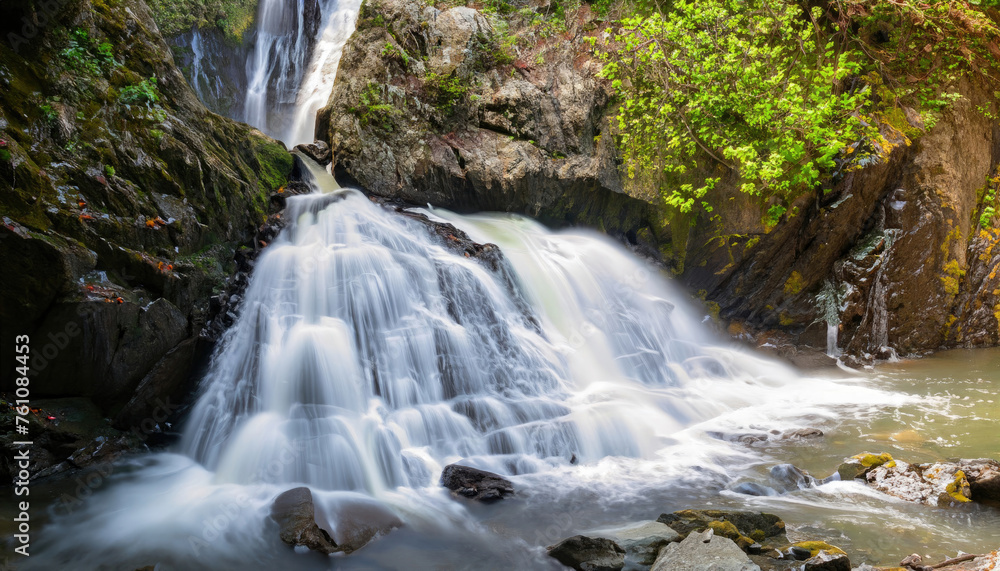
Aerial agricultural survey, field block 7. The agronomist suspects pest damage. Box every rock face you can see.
[321,0,1000,361]
[687,78,1000,361]
[651,529,761,571]
[440,463,514,502]
[319,0,657,238]
[959,458,1000,502]
[547,535,626,571]
[0,0,291,477]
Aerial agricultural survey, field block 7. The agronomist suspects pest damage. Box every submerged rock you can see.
[652,529,761,571]
[440,464,514,502]
[270,487,339,555]
[270,488,402,555]
[599,521,682,566]
[547,535,626,571]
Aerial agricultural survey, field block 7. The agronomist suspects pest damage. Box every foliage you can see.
[600,1,875,217]
[349,82,402,131]
[599,0,1000,222]
[424,72,468,115]
[119,77,161,106]
[146,0,258,41]
[381,42,410,67]
[979,167,1000,228]
[60,28,118,75]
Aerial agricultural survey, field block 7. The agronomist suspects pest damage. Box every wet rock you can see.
[769,464,818,492]
[440,464,514,502]
[957,459,1000,502]
[324,496,404,554]
[837,452,896,481]
[657,510,786,547]
[599,521,682,566]
[294,140,333,166]
[270,487,339,554]
[865,460,972,506]
[782,428,824,440]
[651,529,761,571]
[731,482,778,497]
[547,535,626,571]
[803,550,851,571]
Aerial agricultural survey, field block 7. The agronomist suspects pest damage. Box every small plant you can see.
[424,72,467,115]
[119,77,160,105]
[104,165,116,177]
[39,103,58,122]
[150,129,165,143]
[380,42,410,67]
[60,28,117,75]
[349,82,401,131]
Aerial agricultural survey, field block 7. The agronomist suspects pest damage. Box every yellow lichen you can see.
[793,541,848,557]
[852,452,896,469]
[945,470,972,503]
[784,271,805,295]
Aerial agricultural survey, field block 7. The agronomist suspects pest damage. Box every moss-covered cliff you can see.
[0,0,291,475]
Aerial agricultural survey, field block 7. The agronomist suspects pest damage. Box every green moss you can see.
[941,259,965,296]
[252,138,293,193]
[946,470,972,503]
[146,0,259,42]
[793,541,847,557]
[854,452,895,468]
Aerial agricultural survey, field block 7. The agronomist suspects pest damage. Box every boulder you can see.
[769,464,818,493]
[866,461,972,506]
[440,464,514,502]
[321,495,403,554]
[547,535,626,571]
[270,487,339,554]
[294,140,333,166]
[803,551,851,571]
[599,521,682,566]
[652,529,761,571]
[657,510,786,547]
[837,452,896,481]
[957,459,1000,502]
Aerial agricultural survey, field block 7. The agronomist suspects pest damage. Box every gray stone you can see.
[599,521,682,566]
[651,530,761,571]
[440,463,514,502]
[547,535,626,571]
[270,487,338,554]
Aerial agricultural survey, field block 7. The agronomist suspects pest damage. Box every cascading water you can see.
[242,0,360,143]
[23,161,919,570]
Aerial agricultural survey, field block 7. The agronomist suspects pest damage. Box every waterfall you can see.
[179,165,751,491]
[25,160,912,570]
[240,0,360,144]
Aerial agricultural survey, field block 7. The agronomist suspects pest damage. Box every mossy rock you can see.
[792,540,847,558]
[657,509,785,552]
[838,452,895,480]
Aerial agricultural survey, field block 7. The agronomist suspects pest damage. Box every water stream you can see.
[3,1,998,569]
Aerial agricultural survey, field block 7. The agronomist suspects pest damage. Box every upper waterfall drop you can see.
[244,0,361,144]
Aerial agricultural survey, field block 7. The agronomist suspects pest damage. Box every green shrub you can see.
[424,72,467,115]
[119,77,160,105]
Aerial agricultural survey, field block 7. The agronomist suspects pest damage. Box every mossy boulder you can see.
[657,509,785,553]
[837,452,896,480]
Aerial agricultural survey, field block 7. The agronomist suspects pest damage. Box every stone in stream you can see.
[440,464,515,502]
[865,460,972,506]
[651,529,761,571]
[597,521,682,566]
[769,464,818,492]
[270,487,403,555]
[270,487,339,554]
[294,140,333,165]
[656,509,786,551]
[547,535,626,571]
[957,458,1000,502]
[837,452,896,481]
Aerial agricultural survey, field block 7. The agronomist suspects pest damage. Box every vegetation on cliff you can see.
[598,0,1000,226]
[145,0,258,41]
